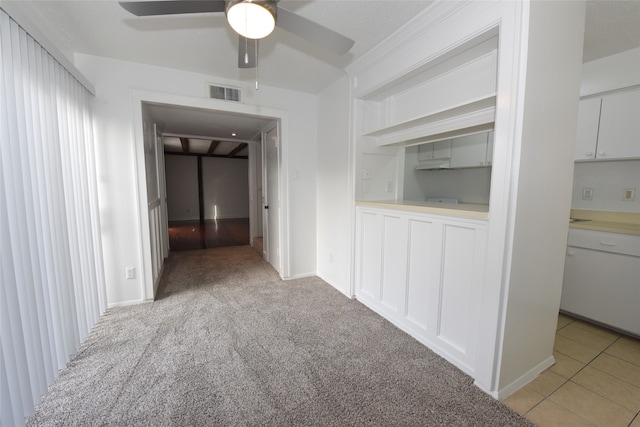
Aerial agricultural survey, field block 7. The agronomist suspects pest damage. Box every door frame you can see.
[131,90,290,300]
[261,124,281,273]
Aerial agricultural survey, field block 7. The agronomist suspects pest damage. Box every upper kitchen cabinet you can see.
[597,89,640,159]
[450,132,491,168]
[575,88,640,161]
[574,97,601,160]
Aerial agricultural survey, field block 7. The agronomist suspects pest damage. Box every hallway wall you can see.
[75,54,318,305]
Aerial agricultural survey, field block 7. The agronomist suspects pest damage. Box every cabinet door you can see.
[450,133,488,168]
[574,97,601,160]
[561,247,640,335]
[433,139,452,159]
[486,131,494,166]
[418,143,434,161]
[597,89,640,159]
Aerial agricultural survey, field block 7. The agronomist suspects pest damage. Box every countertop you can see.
[355,200,489,219]
[569,209,640,236]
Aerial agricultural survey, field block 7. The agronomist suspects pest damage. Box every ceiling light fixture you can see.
[226,0,277,40]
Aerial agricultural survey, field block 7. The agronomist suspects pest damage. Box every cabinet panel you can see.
[354,206,487,376]
[438,225,477,353]
[406,219,436,332]
[418,143,434,161]
[358,212,382,300]
[381,215,407,313]
[597,89,640,159]
[574,97,601,160]
[450,133,489,168]
[433,139,452,159]
[561,246,640,335]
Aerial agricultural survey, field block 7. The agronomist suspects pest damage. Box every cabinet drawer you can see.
[567,228,640,257]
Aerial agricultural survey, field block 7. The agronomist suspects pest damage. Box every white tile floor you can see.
[504,314,640,427]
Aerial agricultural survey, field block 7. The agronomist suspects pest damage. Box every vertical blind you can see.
[0,9,107,426]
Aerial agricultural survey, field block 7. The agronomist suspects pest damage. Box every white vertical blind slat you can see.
[0,9,106,426]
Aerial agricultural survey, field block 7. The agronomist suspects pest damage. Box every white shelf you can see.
[415,158,451,170]
[364,95,496,147]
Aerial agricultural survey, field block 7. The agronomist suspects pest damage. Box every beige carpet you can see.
[27,246,533,426]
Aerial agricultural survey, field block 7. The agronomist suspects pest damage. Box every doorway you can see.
[134,93,289,299]
[163,139,252,251]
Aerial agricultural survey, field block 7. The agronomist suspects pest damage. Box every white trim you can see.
[488,355,555,401]
[130,90,291,299]
[107,299,150,309]
[317,273,354,299]
[284,272,316,280]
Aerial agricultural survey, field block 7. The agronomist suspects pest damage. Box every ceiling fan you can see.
[119,0,355,69]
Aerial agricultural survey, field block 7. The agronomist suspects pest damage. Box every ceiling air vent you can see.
[209,84,241,102]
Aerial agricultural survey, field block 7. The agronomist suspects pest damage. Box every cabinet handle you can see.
[599,241,616,247]
[598,151,606,157]
[586,152,594,157]
[567,250,575,256]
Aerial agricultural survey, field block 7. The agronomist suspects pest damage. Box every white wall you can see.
[165,155,199,221]
[496,0,586,394]
[202,157,249,219]
[74,53,318,305]
[316,75,353,296]
[572,160,640,212]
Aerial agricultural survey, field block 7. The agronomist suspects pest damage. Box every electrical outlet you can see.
[126,267,135,280]
[386,181,393,193]
[623,188,636,202]
[582,187,594,201]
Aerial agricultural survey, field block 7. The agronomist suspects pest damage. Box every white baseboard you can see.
[107,298,149,309]
[490,355,556,400]
[317,273,354,299]
[284,272,316,280]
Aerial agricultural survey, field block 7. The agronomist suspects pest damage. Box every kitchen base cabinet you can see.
[354,206,487,375]
[560,229,640,336]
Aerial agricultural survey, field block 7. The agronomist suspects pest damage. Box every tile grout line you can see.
[523,324,626,424]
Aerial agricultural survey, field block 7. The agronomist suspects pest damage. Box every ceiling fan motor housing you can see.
[226,0,278,40]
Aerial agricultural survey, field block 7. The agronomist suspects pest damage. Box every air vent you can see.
[209,84,241,102]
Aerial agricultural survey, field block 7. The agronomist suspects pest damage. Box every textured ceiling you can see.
[8,0,640,141]
[583,0,640,62]
[16,0,435,94]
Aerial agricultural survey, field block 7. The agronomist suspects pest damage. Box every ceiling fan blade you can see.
[276,7,354,55]
[238,36,257,69]
[119,1,225,17]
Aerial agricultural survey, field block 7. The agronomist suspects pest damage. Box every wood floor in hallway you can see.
[168,218,250,251]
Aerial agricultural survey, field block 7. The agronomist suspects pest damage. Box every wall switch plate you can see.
[623,188,636,201]
[386,181,393,193]
[126,267,136,280]
[582,187,594,201]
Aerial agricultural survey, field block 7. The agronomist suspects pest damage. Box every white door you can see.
[264,125,280,273]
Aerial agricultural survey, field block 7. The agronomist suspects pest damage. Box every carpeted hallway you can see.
[27,246,533,426]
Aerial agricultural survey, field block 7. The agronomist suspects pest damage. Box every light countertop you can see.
[569,209,640,236]
[356,200,489,219]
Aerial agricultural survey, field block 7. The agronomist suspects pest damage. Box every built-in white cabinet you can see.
[575,88,640,161]
[354,206,488,375]
[418,139,451,161]
[415,131,493,170]
[560,229,640,335]
[450,133,490,168]
[598,89,640,159]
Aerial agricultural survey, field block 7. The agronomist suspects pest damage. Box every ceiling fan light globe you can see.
[226,1,276,40]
